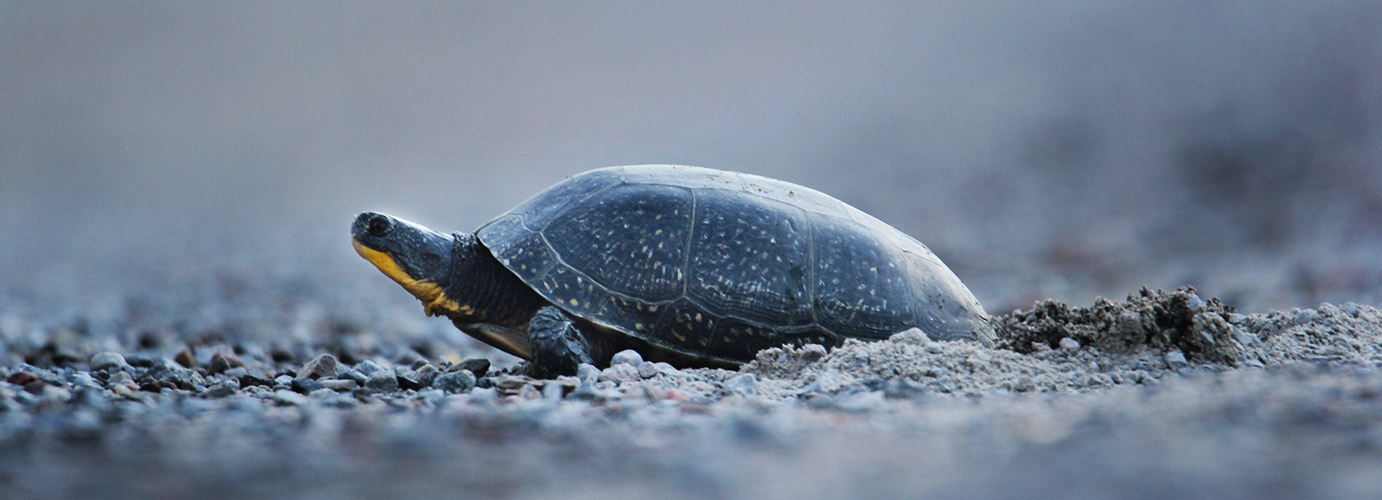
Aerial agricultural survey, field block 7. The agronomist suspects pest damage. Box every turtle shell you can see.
[477,165,994,364]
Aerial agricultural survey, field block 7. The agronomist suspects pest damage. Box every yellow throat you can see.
[352,238,462,317]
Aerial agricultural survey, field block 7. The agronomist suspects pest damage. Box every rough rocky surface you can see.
[2,284,1381,499]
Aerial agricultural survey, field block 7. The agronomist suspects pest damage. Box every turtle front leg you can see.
[527,306,595,378]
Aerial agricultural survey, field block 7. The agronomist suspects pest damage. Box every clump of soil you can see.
[744,288,1382,399]
[996,287,1244,365]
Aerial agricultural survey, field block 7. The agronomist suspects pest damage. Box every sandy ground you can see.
[3,275,1381,499]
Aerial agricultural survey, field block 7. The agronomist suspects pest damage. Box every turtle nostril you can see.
[366,214,392,237]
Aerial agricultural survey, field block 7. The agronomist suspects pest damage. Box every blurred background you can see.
[2,1,1380,349]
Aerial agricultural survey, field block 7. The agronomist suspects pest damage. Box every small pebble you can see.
[174,349,197,369]
[270,390,307,406]
[457,358,490,378]
[365,371,399,392]
[291,377,325,394]
[353,360,385,376]
[610,349,643,366]
[337,369,366,384]
[1059,337,1081,350]
[319,379,358,392]
[433,370,477,394]
[297,354,340,380]
[208,352,244,374]
[636,362,660,379]
[576,364,600,385]
[1165,350,1189,369]
[208,380,239,398]
[238,373,273,388]
[90,352,129,371]
[412,364,440,387]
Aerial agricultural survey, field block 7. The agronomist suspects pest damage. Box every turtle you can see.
[351,165,994,377]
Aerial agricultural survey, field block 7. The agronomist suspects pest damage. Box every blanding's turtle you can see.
[352,165,994,377]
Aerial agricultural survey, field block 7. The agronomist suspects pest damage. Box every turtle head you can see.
[351,212,462,316]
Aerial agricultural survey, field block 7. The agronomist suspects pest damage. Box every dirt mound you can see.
[997,287,1243,365]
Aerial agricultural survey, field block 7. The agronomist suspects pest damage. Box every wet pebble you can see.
[1059,337,1081,350]
[433,370,476,394]
[611,349,643,366]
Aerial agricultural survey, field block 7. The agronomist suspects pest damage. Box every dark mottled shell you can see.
[478,165,993,364]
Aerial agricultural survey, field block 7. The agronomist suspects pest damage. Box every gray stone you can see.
[610,349,643,366]
[269,390,308,406]
[412,364,440,387]
[319,379,358,392]
[1059,337,1081,350]
[90,352,129,371]
[636,361,660,379]
[1164,350,1189,369]
[208,380,239,398]
[457,358,490,378]
[433,370,477,394]
[365,371,399,392]
[296,354,340,380]
[576,363,600,385]
[353,360,385,376]
[337,369,366,384]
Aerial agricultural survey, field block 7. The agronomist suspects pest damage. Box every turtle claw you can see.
[528,306,594,378]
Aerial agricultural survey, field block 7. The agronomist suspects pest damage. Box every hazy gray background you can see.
[3,1,1381,321]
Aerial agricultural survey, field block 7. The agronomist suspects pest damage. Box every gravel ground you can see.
[3,281,1381,499]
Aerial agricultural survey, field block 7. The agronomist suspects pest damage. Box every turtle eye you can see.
[366,214,393,237]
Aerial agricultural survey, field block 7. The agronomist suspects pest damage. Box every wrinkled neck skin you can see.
[438,232,547,328]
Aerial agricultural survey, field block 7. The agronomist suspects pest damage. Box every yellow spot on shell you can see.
[569,298,579,307]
